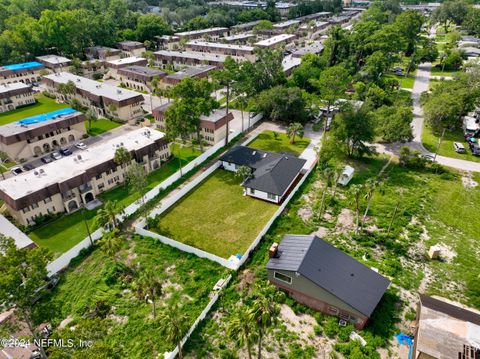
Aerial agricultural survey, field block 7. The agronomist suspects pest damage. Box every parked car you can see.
[75,142,88,150]
[422,154,435,162]
[59,148,73,156]
[470,142,480,156]
[453,142,466,153]
[50,151,62,160]
[41,156,53,164]
[10,166,23,175]
[22,163,35,171]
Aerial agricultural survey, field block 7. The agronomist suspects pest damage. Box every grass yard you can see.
[29,144,201,256]
[86,118,122,136]
[384,71,416,89]
[31,235,227,358]
[430,64,460,78]
[151,170,278,258]
[422,122,480,163]
[0,94,68,125]
[247,130,311,156]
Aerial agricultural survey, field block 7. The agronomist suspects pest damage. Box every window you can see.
[22,207,30,214]
[267,193,276,200]
[96,174,102,180]
[44,197,52,204]
[328,306,339,315]
[250,188,255,195]
[274,271,292,284]
[31,202,39,209]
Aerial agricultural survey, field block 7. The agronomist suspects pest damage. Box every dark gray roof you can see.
[266,235,390,316]
[219,146,306,196]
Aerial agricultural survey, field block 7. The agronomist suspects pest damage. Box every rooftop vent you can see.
[77,154,82,160]
[252,151,256,155]
[33,170,39,176]
[117,89,122,94]
[39,169,45,174]
[76,78,81,82]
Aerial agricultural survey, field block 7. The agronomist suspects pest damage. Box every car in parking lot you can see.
[10,166,23,175]
[59,148,73,156]
[469,142,480,156]
[75,142,88,150]
[50,151,62,160]
[453,142,466,153]
[41,156,53,164]
[22,163,35,171]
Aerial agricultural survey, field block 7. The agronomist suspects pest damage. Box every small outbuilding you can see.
[338,165,355,186]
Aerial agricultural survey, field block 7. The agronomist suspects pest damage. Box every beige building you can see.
[0,109,86,161]
[185,41,256,62]
[174,27,229,41]
[154,50,244,69]
[413,295,480,359]
[161,65,215,88]
[155,35,181,50]
[117,66,167,92]
[105,57,148,77]
[0,62,45,86]
[117,41,147,57]
[43,72,145,122]
[0,82,35,113]
[36,55,72,71]
[153,103,233,145]
[0,128,170,226]
[255,34,297,49]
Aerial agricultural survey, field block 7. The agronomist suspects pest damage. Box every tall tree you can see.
[254,85,308,124]
[235,165,253,183]
[286,122,304,144]
[134,268,163,318]
[0,236,52,359]
[114,146,132,186]
[227,303,258,359]
[126,162,148,208]
[95,200,125,229]
[98,229,124,261]
[136,14,171,42]
[157,303,189,359]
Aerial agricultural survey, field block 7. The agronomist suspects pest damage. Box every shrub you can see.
[399,147,426,169]
[92,72,103,80]
[324,316,340,338]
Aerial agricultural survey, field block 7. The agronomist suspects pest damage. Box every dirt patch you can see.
[237,269,255,292]
[58,315,73,329]
[279,304,316,342]
[462,175,478,189]
[311,226,329,238]
[336,208,355,232]
[298,206,313,222]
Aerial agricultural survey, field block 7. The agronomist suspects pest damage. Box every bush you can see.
[399,147,426,169]
[324,316,340,338]
[313,324,323,336]
[42,91,56,99]
[92,72,103,80]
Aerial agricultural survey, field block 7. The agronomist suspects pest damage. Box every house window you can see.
[44,197,52,204]
[267,193,276,200]
[250,188,255,195]
[31,203,39,209]
[274,271,292,284]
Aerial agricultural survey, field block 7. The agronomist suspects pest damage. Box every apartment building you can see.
[292,41,325,58]
[0,128,170,226]
[174,27,229,41]
[117,41,147,57]
[0,108,86,161]
[154,50,243,69]
[153,103,233,145]
[0,82,35,114]
[36,55,72,71]
[43,72,145,122]
[223,33,255,44]
[117,66,167,92]
[105,57,148,77]
[295,11,332,22]
[255,34,297,49]
[0,62,45,86]
[185,41,256,62]
[161,65,215,87]
[273,19,300,30]
[298,20,330,34]
[230,20,262,33]
[155,35,181,50]
[85,46,122,61]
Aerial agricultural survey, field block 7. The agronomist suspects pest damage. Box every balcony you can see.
[79,183,93,193]
[62,192,76,201]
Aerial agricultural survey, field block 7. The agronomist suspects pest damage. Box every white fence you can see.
[163,274,232,359]
[46,113,264,275]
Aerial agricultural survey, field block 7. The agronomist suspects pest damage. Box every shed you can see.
[338,165,354,186]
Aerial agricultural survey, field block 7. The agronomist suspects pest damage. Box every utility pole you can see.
[433,128,446,163]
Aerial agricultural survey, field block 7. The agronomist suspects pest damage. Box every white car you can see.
[50,151,62,160]
[10,166,23,176]
[75,142,88,150]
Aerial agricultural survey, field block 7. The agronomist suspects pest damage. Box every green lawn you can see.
[151,170,278,258]
[384,71,416,89]
[86,118,122,136]
[430,64,460,78]
[29,144,201,255]
[32,235,226,358]
[0,94,68,125]
[422,123,480,162]
[247,130,311,156]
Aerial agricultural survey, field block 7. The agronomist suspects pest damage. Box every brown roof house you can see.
[413,295,480,359]
[266,234,390,329]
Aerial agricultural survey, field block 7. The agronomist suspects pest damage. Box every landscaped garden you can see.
[0,93,69,125]
[247,130,310,156]
[32,235,227,358]
[150,169,278,258]
[29,144,201,256]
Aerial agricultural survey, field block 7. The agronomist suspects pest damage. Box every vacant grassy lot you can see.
[247,130,310,156]
[32,235,226,358]
[0,94,68,125]
[85,118,122,136]
[384,71,416,89]
[29,144,201,256]
[151,170,278,258]
[422,123,480,163]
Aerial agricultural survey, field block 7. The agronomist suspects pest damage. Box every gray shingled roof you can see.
[266,235,390,317]
[219,146,306,196]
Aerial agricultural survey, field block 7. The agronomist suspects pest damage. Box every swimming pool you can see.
[2,61,44,71]
[17,108,76,125]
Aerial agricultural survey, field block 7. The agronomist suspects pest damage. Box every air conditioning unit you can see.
[77,155,82,160]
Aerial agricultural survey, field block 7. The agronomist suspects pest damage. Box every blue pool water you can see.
[3,61,43,71]
[18,108,76,125]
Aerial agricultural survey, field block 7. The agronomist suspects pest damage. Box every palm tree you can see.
[58,80,76,101]
[98,229,124,261]
[318,167,333,220]
[157,303,189,359]
[227,303,257,359]
[249,286,280,359]
[350,184,363,234]
[361,179,381,228]
[286,122,304,144]
[114,146,132,186]
[95,200,125,229]
[331,165,343,201]
[134,269,163,317]
[85,108,97,131]
[235,165,252,184]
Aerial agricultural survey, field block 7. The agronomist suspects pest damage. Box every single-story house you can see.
[266,234,391,329]
[219,146,306,203]
[413,295,480,359]
[462,47,480,57]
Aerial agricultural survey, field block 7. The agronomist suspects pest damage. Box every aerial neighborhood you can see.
[0,0,480,358]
